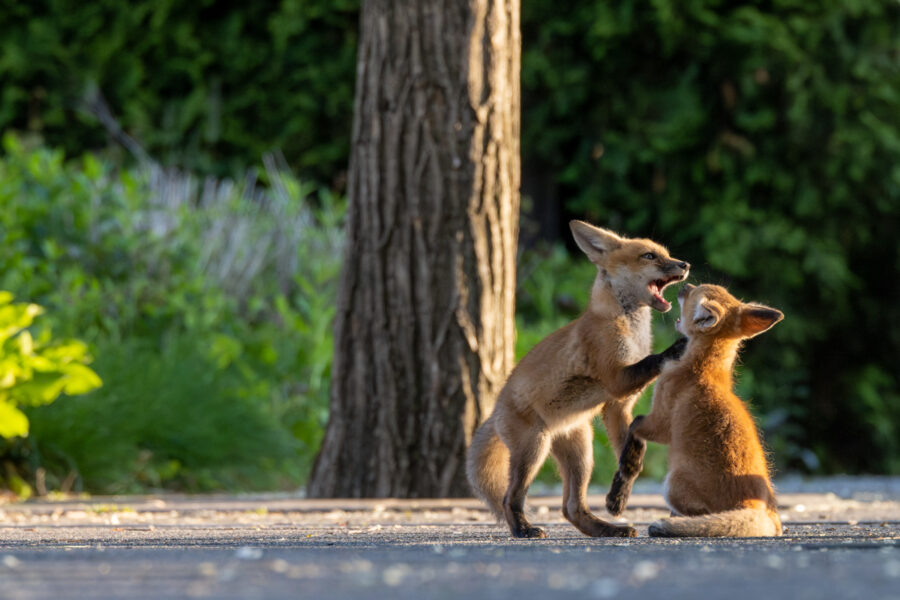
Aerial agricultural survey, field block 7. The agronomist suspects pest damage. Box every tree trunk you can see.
[308,0,520,498]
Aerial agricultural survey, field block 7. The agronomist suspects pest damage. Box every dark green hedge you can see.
[2,0,899,474]
[521,0,900,473]
[0,0,358,180]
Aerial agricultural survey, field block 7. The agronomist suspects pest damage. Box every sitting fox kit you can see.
[466,221,689,538]
[606,283,784,537]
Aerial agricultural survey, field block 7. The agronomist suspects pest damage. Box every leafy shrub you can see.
[28,337,300,493]
[0,135,344,493]
[0,292,101,496]
[0,292,101,439]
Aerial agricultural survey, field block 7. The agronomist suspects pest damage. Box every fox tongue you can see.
[650,283,671,310]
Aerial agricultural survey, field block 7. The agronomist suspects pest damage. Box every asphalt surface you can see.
[1,478,900,599]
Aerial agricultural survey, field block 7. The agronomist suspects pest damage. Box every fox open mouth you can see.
[649,275,685,312]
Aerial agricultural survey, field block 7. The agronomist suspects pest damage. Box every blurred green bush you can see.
[522,0,900,474]
[0,291,101,497]
[0,135,344,493]
[0,0,358,180]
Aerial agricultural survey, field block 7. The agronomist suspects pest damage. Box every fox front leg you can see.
[615,337,687,396]
[605,416,647,517]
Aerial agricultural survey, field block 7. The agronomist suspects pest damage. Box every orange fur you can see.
[609,283,784,537]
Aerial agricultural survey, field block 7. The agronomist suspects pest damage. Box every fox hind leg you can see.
[553,422,637,538]
[661,470,711,517]
[500,422,552,539]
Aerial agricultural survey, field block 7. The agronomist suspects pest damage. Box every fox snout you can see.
[667,259,690,275]
[654,259,690,288]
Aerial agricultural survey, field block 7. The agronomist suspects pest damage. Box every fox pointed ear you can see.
[693,299,724,332]
[569,221,624,264]
[739,305,784,337]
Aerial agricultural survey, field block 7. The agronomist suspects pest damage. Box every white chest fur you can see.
[616,308,652,364]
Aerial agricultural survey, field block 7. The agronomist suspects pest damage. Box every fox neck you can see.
[589,270,647,317]
[684,337,742,388]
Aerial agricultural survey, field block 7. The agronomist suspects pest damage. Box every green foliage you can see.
[2,0,899,478]
[0,291,101,440]
[522,0,900,474]
[0,0,359,180]
[0,136,344,493]
[515,245,597,361]
[28,337,300,493]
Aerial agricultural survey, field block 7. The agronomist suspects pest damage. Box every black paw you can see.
[583,523,637,538]
[512,525,547,539]
[606,471,634,517]
[606,494,626,517]
[664,337,688,360]
[596,524,638,538]
[616,525,638,538]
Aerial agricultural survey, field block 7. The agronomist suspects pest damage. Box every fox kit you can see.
[466,221,689,538]
[606,283,784,537]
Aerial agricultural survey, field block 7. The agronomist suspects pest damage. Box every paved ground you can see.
[1,477,900,599]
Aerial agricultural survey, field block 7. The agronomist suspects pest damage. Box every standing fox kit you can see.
[466,221,690,538]
[606,283,784,537]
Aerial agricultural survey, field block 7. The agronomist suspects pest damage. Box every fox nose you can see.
[678,261,690,271]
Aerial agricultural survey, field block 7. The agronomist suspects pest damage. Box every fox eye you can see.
[641,252,657,260]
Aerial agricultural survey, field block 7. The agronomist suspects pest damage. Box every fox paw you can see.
[581,522,637,538]
[665,337,689,360]
[614,525,638,538]
[513,525,548,539]
[606,472,635,517]
[606,491,627,517]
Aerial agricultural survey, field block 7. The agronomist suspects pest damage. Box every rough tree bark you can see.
[307,0,521,498]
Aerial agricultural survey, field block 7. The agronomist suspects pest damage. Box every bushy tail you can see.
[649,507,782,538]
[466,414,509,520]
